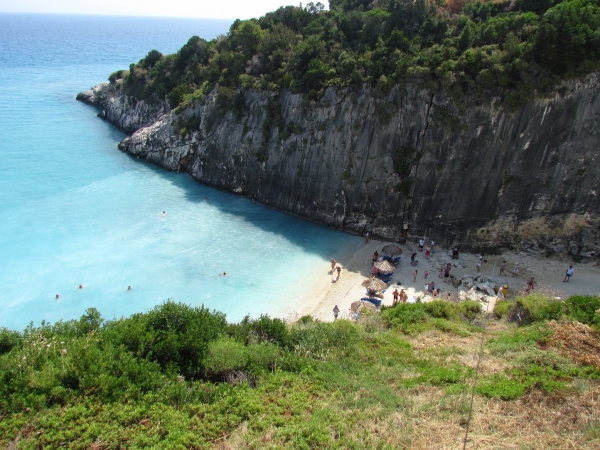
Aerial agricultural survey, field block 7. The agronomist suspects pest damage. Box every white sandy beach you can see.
[290,238,600,322]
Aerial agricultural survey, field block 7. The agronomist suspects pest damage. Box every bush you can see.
[204,337,248,377]
[381,303,428,327]
[246,343,281,373]
[290,319,359,359]
[494,300,514,318]
[107,301,228,378]
[424,300,457,320]
[229,314,290,347]
[505,295,600,326]
[458,300,482,321]
[0,328,21,354]
[565,295,600,326]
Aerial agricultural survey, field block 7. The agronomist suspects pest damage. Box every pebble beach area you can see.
[291,239,600,322]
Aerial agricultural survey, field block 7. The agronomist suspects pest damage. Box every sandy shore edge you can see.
[286,238,600,323]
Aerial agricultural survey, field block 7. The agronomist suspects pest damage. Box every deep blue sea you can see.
[0,13,361,330]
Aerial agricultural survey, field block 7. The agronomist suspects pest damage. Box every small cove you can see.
[0,13,362,329]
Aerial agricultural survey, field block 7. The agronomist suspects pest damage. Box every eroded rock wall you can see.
[77,75,600,258]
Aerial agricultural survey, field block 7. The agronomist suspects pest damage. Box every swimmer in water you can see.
[127,286,132,291]
[219,272,227,276]
[79,285,84,289]
[55,294,60,299]
[161,211,166,216]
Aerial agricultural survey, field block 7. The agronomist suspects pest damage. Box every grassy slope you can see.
[1,298,599,448]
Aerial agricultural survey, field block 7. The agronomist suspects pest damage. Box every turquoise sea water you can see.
[0,14,361,330]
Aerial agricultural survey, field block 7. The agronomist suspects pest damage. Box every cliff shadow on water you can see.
[117,148,363,260]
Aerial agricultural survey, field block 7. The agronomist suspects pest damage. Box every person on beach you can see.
[497,287,505,300]
[563,266,574,282]
[439,266,444,278]
[331,258,337,271]
[443,267,450,282]
[419,238,424,251]
[425,245,431,257]
[527,277,535,291]
[424,270,428,279]
[477,259,482,272]
[499,260,507,276]
[400,289,407,303]
[333,305,340,320]
[393,289,400,305]
[512,262,520,277]
[365,232,370,243]
[336,266,341,278]
[430,240,435,252]
[413,270,418,281]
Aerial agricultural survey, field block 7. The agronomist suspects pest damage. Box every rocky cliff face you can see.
[77,75,600,258]
[76,82,166,134]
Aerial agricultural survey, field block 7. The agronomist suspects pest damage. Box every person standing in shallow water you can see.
[333,305,340,320]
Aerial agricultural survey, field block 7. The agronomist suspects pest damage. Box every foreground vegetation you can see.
[0,295,598,448]
[113,0,600,113]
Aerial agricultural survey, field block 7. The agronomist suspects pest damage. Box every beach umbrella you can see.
[382,245,402,256]
[361,277,388,291]
[374,260,395,274]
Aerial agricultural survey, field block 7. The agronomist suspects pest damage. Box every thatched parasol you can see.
[382,244,402,256]
[374,260,396,274]
[361,277,388,291]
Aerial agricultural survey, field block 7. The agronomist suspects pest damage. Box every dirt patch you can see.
[546,320,600,369]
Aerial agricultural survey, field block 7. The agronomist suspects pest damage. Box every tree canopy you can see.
[113,0,600,110]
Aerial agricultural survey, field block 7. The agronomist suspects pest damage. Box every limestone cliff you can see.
[77,76,600,258]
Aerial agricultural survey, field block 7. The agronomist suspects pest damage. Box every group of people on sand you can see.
[392,288,408,305]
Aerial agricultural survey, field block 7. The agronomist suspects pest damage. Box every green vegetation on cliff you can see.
[1,297,599,447]
[113,0,600,112]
